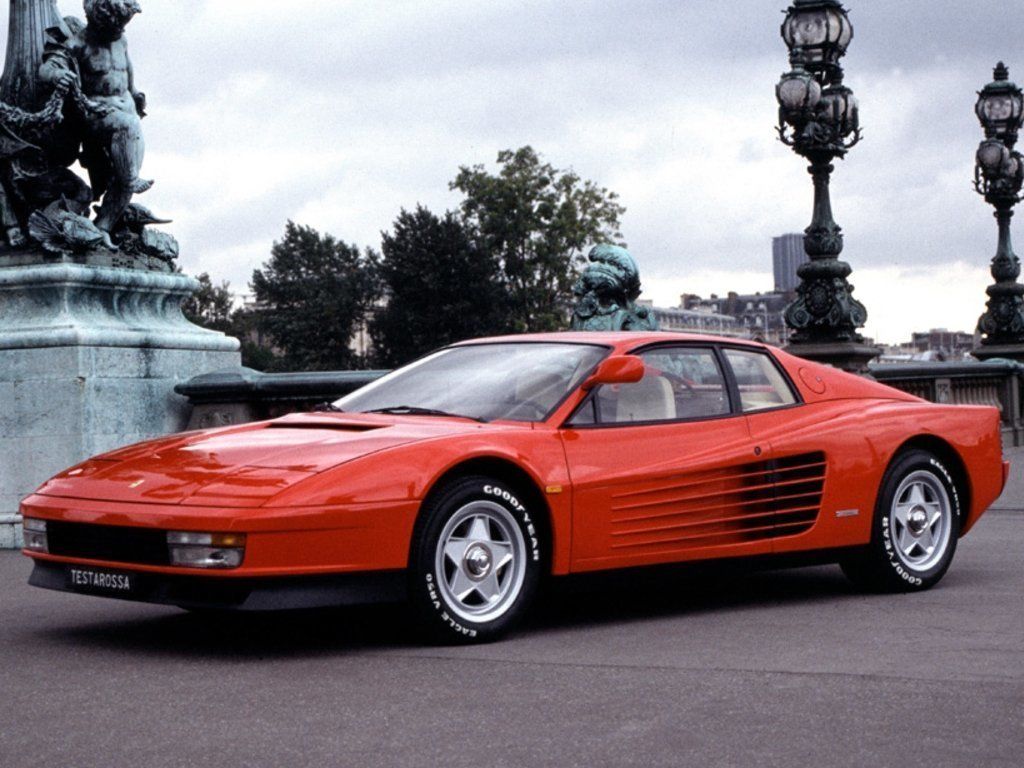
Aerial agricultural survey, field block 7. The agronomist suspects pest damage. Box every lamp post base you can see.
[784,340,881,374]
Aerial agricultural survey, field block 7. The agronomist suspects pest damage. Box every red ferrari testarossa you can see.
[21,332,1008,642]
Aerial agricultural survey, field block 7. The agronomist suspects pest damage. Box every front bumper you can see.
[20,493,420,576]
[29,560,406,611]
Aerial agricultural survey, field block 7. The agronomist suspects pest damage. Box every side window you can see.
[723,349,798,412]
[587,347,730,425]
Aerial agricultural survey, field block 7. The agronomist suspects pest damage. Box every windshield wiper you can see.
[366,406,488,423]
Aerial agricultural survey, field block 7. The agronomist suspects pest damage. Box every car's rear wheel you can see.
[408,476,544,643]
[841,449,961,592]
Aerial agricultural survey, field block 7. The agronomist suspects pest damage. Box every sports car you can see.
[21,332,1008,642]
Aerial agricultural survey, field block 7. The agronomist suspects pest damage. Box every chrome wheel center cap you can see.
[464,544,492,579]
[908,507,928,535]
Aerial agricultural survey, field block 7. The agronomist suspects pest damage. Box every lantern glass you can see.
[833,8,853,50]
[778,73,821,110]
[845,93,860,130]
[788,10,829,48]
[782,3,852,64]
[983,94,1016,123]
[821,89,847,120]
[977,140,1008,172]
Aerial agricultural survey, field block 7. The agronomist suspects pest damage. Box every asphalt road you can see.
[1,507,1022,768]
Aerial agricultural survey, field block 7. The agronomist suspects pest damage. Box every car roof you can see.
[453,331,768,353]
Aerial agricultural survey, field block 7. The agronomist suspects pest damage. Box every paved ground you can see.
[2,460,1023,767]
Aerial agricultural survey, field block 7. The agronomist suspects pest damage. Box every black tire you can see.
[841,449,961,592]
[408,475,545,643]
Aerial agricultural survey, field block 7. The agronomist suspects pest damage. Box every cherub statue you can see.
[570,244,659,332]
[40,0,151,234]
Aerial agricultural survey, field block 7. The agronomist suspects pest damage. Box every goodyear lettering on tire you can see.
[483,484,540,562]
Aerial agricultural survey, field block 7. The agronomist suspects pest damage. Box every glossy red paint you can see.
[21,332,1005,600]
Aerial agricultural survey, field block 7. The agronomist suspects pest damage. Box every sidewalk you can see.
[992,446,1024,511]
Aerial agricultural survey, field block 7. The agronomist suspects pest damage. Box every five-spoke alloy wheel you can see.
[888,470,953,574]
[409,476,544,643]
[842,449,961,592]
[435,502,527,624]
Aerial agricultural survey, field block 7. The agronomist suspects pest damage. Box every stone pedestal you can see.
[0,263,240,548]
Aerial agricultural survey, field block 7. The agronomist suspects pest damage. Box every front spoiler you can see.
[29,561,407,611]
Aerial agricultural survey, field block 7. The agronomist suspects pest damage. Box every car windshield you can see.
[336,342,609,423]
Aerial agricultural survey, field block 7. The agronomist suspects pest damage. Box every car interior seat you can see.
[615,375,676,422]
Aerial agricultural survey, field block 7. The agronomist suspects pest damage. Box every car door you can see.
[719,346,845,554]
[561,345,778,572]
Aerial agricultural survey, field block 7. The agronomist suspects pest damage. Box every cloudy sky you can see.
[10,1,1024,343]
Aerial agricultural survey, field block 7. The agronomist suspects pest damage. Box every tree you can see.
[228,306,282,372]
[181,273,282,371]
[250,222,380,371]
[451,146,626,332]
[182,272,234,332]
[371,206,510,367]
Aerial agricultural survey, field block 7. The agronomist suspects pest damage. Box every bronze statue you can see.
[570,244,659,332]
[0,89,68,246]
[40,0,150,233]
[0,0,174,268]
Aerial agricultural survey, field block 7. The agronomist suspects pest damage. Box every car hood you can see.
[36,413,489,507]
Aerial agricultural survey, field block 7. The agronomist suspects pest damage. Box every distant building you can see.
[638,234,814,346]
[772,233,808,293]
[910,329,977,361]
[639,300,744,337]
[681,291,790,346]
[874,329,977,363]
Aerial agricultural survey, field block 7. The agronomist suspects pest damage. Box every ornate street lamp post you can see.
[775,0,880,372]
[972,63,1024,361]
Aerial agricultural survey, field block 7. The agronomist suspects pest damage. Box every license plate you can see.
[67,566,136,594]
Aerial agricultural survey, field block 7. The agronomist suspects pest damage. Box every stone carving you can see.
[570,244,659,332]
[0,0,173,270]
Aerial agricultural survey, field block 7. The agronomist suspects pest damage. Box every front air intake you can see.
[46,521,171,565]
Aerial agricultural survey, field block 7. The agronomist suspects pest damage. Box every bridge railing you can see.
[175,368,387,429]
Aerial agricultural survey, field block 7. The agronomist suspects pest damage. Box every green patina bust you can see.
[570,244,659,332]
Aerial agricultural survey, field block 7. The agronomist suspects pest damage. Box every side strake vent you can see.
[610,452,827,552]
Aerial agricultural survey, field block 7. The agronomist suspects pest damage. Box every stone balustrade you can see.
[175,368,387,429]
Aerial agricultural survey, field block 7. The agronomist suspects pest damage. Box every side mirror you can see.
[582,355,645,391]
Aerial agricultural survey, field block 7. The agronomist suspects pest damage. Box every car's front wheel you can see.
[841,449,961,592]
[408,476,544,643]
